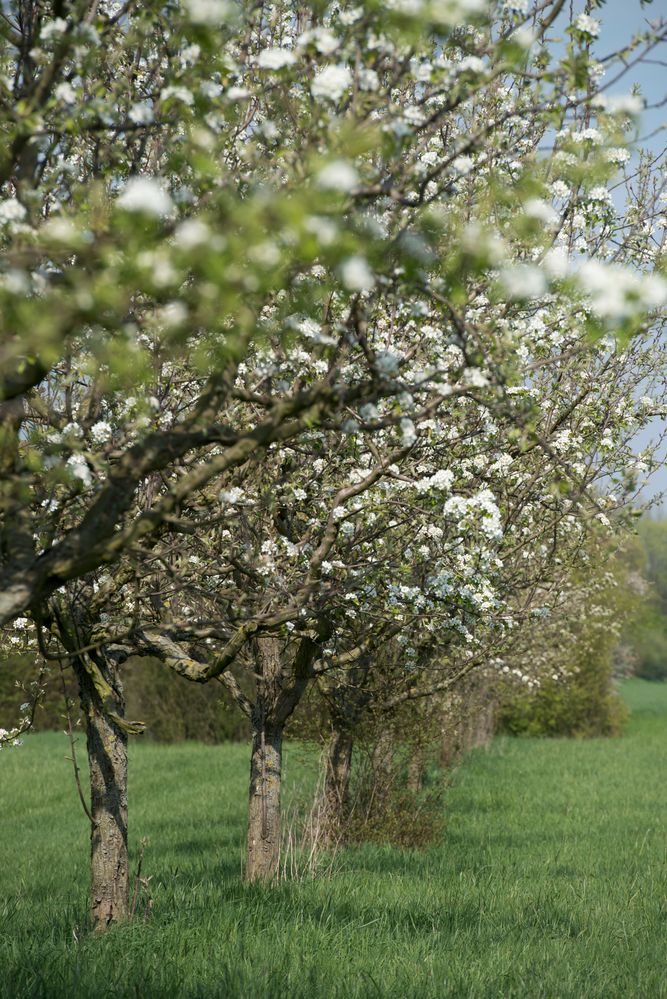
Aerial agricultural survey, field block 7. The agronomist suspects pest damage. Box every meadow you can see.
[1,679,666,999]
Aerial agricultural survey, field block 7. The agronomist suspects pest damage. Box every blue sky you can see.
[602,0,667,508]
[564,0,667,508]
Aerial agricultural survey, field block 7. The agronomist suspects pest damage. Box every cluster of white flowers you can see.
[0,727,23,748]
[316,160,359,192]
[340,256,375,291]
[117,177,174,217]
[218,487,246,505]
[161,86,194,105]
[0,198,26,224]
[90,421,113,445]
[40,18,68,41]
[184,0,232,24]
[257,48,297,70]
[594,93,643,115]
[575,13,600,37]
[577,261,667,321]
[498,263,546,300]
[311,65,352,101]
[66,454,92,487]
[415,469,455,493]
[444,489,503,540]
[54,81,76,104]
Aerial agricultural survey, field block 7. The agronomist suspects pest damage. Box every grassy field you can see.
[1,678,667,999]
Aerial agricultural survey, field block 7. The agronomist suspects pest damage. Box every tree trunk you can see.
[244,634,321,881]
[407,747,424,793]
[321,724,354,844]
[368,725,394,819]
[246,717,283,881]
[76,658,129,931]
[470,696,494,749]
[440,706,462,769]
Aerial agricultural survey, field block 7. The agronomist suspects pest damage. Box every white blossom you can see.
[40,18,68,41]
[595,93,643,115]
[578,261,667,320]
[458,56,486,75]
[359,69,380,91]
[90,421,113,445]
[498,263,547,300]
[452,155,474,175]
[226,86,250,101]
[117,177,174,217]
[161,86,194,105]
[543,246,569,280]
[416,469,454,493]
[66,454,92,488]
[0,198,26,224]
[400,418,417,444]
[54,81,76,104]
[575,13,600,37]
[298,28,340,54]
[340,256,375,291]
[311,65,353,101]
[173,218,210,248]
[339,7,362,24]
[523,198,558,226]
[316,160,359,192]
[128,102,154,124]
[184,0,232,24]
[257,48,297,70]
[219,487,245,505]
[511,26,536,48]
[375,351,401,375]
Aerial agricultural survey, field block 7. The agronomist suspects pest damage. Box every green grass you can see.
[2,678,667,998]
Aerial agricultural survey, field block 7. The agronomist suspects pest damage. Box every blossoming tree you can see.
[1,0,666,928]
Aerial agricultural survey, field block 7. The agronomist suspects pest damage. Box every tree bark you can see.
[368,725,394,818]
[246,716,283,881]
[371,726,394,783]
[76,656,129,931]
[246,636,283,882]
[321,723,354,844]
[407,747,424,793]
[244,634,321,881]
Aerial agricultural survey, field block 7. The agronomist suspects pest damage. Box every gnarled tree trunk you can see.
[75,655,129,931]
[246,715,283,881]
[321,723,354,844]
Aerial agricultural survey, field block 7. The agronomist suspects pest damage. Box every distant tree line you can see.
[622,518,667,682]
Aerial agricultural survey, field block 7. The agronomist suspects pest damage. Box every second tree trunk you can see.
[322,725,353,844]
